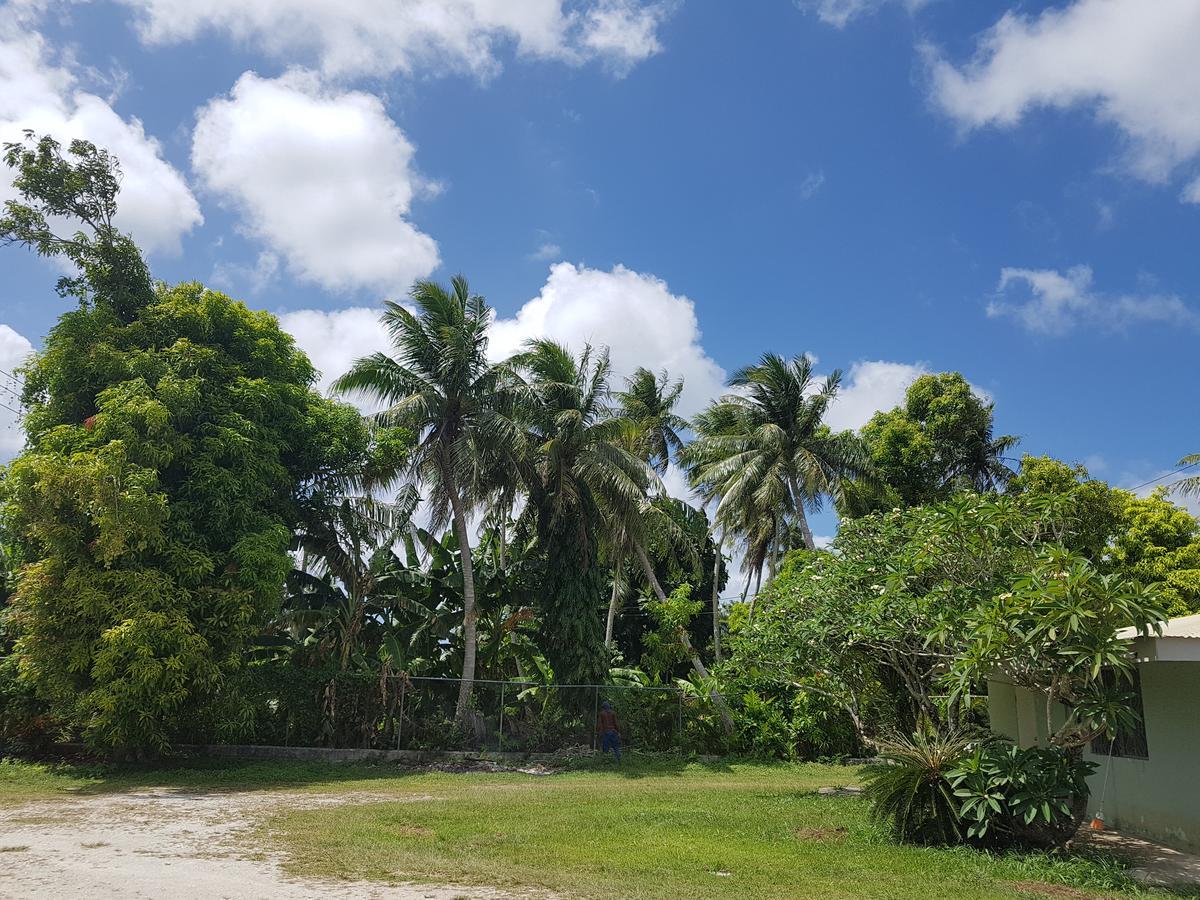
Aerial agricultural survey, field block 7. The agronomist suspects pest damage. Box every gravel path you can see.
[0,788,530,899]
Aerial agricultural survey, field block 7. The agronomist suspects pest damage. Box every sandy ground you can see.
[0,787,534,899]
[1078,828,1200,887]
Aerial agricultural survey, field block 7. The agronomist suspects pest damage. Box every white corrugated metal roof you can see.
[1118,613,1200,641]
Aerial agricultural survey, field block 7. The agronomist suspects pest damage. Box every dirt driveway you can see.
[0,788,529,899]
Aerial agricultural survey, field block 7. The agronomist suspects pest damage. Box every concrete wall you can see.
[988,662,1200,851]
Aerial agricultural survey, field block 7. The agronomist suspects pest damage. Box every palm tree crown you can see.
[510,339,651,683]
[683,353,870,568]
[616,367,689,475]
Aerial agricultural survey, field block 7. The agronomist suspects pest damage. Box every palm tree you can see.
[333,276,518,725]
[616,367,688,475]
[605,366,691,644]
[683,353,869,582]
[508,340,649,685]
[1172,454,1200,499]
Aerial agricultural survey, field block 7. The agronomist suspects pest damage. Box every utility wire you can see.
[1122,462,1199,494]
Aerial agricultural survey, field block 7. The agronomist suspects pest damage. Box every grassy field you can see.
[1,754,1190,899]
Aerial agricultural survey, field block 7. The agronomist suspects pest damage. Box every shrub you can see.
[948,742,1094,848]
[862,729,974,845]
[736,690,793,758]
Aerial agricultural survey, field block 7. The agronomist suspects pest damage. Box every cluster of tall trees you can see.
[2,134,1198,758]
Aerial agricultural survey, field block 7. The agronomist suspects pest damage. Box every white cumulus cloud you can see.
[989,265,1198,335]
[0,15,201,255]
[276,306,393,409]
[823,360,932,432]
[0,324,34,459]
[116,0,670,80]
[490,262,727,418]
[192,71,440,296]
[927,0,1200,200]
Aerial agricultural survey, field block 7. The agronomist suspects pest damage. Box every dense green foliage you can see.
[864,732,1096,849]
[2,283,367,750]
[0,135,377,751]
[948,743,1095,847]
[841,373,1016,517]
[862,730,974,845]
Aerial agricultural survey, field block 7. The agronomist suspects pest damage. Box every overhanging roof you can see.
[1119,613,1200,663]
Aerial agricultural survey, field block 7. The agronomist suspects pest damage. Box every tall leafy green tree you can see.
[333,277,517,724]
[1,134,347,751]
[842,373,1017,517]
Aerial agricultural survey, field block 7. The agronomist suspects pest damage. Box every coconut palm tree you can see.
[616,367,689,475]
[604,366,691,644]
[333,276,519,725]
[508,339,649,685]
[683,353,869,578]
[1172,454,1200,499]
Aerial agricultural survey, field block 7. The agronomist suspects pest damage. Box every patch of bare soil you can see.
[1012,881,1103,899]
[793,826,849,842]
[0,787,545,899]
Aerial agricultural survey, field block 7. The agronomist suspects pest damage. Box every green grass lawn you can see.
[1,754,1189,899]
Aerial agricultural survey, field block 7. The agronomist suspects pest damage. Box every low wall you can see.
[177,744,571,765]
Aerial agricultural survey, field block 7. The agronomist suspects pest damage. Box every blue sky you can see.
[2,0,1199,542]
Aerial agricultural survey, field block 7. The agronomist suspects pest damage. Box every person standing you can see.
[597,701,621,763]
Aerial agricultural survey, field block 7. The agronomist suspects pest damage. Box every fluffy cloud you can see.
[0,324,34,459]
[823,360,931,431]
[989,265,1198,335]
[276,306,392,409]
[795,0,931,28]
[117,0,670,80]
[279,262,728,418]
[193,71,439,295]
[927,0,1200,199]
[0,16,201,255]
[490,262,727,417]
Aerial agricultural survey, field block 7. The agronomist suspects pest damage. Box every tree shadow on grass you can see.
[24,756,437,798]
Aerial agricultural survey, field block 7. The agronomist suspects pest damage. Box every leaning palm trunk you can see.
[634,544,735,735]
[788,476,816,551]
[605,564,622,648]
[711,530,723,663]
[450,485,478,727]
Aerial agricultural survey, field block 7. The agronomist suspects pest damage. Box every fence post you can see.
[499,681,505,753]
[396,677,406,751]
[592,686,599,752]
[677,689,683,754]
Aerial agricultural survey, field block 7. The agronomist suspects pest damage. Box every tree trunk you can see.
[605,564,621,648]
[635,543,735,736]
[789,477,816,551]
[748,565,764,623]
[450,483,478,728]
[710,530,723,663]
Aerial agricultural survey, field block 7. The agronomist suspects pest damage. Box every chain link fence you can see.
[251,671,714,754]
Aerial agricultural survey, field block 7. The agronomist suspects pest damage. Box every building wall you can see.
[988,662,1200,852]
